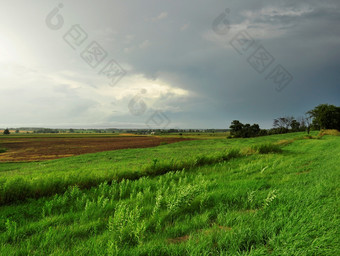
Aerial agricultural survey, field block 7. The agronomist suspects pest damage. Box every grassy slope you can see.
[0,132,339,255]
[0,132,313,204]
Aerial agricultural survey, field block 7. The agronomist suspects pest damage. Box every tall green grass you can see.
[0,134,338,255]
[0,148,242,204]
[251,143,283,154]
[0,133,311,205]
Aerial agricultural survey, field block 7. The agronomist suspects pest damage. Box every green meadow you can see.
[0,132,339,255]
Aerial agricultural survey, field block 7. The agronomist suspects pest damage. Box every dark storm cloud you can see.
[0,0,339,128]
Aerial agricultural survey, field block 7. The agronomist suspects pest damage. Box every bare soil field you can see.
[0,136,189,162]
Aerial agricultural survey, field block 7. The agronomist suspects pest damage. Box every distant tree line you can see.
[126,129,229,135]
[229,104,340,138]
[270,115,310,135]
[33,128,59,134]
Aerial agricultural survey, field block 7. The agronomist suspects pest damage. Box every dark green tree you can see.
[229,121,261,138]
[3,128,10,135]
[307,104,340,130]
[291,120,300,132]
[230,120,244,137]
[242,124,251,138]
[250,124,261,136]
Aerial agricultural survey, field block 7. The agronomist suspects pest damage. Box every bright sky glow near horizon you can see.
[0,0,339,129]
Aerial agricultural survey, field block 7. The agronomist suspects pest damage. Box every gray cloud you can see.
[0,0,339,129]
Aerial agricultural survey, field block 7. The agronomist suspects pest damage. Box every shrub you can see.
[298,135,322,140]
[241,147,257,156]
[224,148,241,159]
[319,129,340,137]
[1,178,31,203]
[107,202,146,249]
[251,143,283,154]
[0,148,6,153]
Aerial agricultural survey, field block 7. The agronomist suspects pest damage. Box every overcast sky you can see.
[0,0,339,129]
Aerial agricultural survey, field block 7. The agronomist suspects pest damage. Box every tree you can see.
[307,104,340,130]
[273,116,294,129]
[291,120,300,132]
[273,117,286,129]
[230,120,244,137]
[259,129,268,136]
[285,116,295,129]
[304,115,313,134]
[15,129,20,133]
[250,124,260,137]
[229,121,261,138]
[242,124,251,138]
[3,128,10,135]
[297,116,307,131]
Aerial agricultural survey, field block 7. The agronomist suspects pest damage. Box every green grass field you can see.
[0,132,339,255]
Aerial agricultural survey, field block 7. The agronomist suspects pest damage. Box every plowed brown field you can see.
[0,136,189,162]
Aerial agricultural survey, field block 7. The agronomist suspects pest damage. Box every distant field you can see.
[0,135,190,162]
[0,131,339,255]
[162,132,230,139]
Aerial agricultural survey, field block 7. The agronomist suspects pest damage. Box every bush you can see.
[319,129,340,137]
[1,178,31,203]
[251,143,283,154]
[225,148,242,159]
[0,148,6,153]
[296,135,322,140]
[107,202,146,251]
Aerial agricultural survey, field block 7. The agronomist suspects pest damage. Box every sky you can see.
[0,0,339,129]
